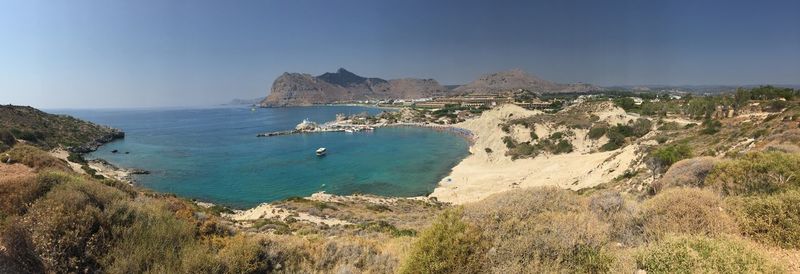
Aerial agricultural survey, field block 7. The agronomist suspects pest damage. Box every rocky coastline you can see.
[68,129,125,153]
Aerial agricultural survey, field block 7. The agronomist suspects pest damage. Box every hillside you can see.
[260,68,450,107]
[2,91,800,273]
[454,69,602,94]
[0,105,123,153]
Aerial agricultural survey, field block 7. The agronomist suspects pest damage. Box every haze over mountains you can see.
[259,68,603,107]
[260,68,449,107]
[453,69,601,94]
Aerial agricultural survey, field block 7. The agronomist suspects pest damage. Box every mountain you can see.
[453,69,602,94]
[260,68,449,107]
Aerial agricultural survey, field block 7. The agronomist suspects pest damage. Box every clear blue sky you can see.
[1,0,798,108]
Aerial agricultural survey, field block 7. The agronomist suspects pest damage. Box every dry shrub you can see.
[0,174,40,217]
[260,235,314,273]
[589,191,640,245]
[639,188,737,240]
[0,129,16,153]
[0,219,44,274]
[2,144,69,171]
[21,176,127,273]
[465,187,614,273]
[727,190,800,248]
[636,235,783,273]
[651,156,717,194]
[763,143,800,153]
[705,152,800,196]
[316,237,397,273]
[400,208,485,274]
[468,187,584,221]
[101,200,198,273]
[214,234,269,273]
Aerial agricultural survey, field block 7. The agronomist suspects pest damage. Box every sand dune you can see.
[430,104,643,204]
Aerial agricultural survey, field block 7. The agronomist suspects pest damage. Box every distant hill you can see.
[0,105,124,153]
[260,68,450,107]
[454,69,603,94]
[226,97,265,105]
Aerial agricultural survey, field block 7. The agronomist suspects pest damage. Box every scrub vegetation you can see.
[2,85,800,273]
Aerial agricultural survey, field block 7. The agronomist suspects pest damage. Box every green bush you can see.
[553,139,574,154]
[400,208,485,274]
[631,118,652,137]
[650,143,692,168]
[359,221,416,237]
[657,122,679,131]
[502,136,515,149]
[727,190,800,248]
[0,129,16,148]
[701,119,722,135]
[67,152,87,164]
[588,126,607,139]
[636,235,783,274]
[705,152,800,196]
[601,131,626,151]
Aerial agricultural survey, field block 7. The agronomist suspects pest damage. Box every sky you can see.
[1,0,798,108]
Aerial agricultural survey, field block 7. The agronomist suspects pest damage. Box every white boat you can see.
[316,147,327,156]
[344,128,354,133]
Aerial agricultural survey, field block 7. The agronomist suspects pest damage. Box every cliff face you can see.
[260,68,448,107]
[454,69,603,94]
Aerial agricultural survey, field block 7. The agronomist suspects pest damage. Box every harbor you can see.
[257,117,475,143]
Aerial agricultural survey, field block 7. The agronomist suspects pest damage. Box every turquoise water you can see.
[52,106,469,208]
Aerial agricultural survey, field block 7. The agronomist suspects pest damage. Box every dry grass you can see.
[464,187,615,273]
[639,188,737,240]
[2,144,70,171]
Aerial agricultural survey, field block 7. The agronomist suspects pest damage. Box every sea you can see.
[51,106,470,208]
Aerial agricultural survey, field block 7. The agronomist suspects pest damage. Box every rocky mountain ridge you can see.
[260,68,449,107]
[453,69,602,94]
[260,68,602,107]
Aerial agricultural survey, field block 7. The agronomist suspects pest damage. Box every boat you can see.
[344,128,354,133]
[316,147,327,156]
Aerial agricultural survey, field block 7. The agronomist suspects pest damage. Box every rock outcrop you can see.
[260,68,449,107]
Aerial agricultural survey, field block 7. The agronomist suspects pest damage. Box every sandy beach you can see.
[430,103,646,204]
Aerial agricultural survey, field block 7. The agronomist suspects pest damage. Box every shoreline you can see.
[75,113,475,217]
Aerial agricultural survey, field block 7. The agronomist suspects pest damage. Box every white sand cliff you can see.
[430,103,645,204]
